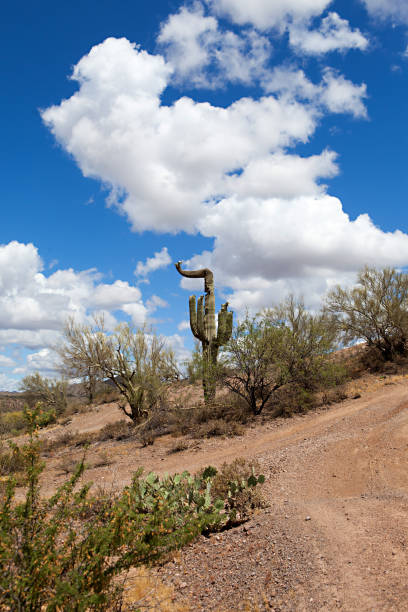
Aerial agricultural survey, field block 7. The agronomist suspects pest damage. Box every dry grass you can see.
[121,568,189,611]
[90,451,112,468]
[167,440,189,454]
[56,455,81,475]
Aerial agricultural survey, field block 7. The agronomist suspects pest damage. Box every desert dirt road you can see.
[40,379,408,610]
[151,381,408,611]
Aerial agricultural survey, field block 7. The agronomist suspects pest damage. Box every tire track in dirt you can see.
[39,382,408,609]
[154,384,408,610]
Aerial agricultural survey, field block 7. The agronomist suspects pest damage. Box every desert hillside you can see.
[25,373,408,611]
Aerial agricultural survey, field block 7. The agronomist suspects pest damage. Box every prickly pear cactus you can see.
[175,261,233,402]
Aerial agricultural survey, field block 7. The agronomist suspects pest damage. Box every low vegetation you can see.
[2,265,408,608]
[326,266,408,363]
[0,407,264,610]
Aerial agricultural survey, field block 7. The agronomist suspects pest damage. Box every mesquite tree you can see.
[176,261,233,402]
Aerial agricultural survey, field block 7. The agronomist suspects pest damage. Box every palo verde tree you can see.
[19,372,67,416]
[57,317,101,404]
[325,266,408,362]
[263,295,340,391]
[176,261,233,403]
[223,297,340,415]
[59,317,179,422]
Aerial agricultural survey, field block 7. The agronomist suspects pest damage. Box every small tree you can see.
[19,372,67,416]
[223,298,340,415]
[57,324,101,404]
[325,266,408,361]
[59,317,179,422]
[223,314,288,415]
[263,295,340,391]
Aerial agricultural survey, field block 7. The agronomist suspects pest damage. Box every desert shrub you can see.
[193,396,251,425]
[97,420,135,441]
[204,458,265,520]
[184,340,204,384]
[167,440,189,454]
[268,385,318,417]
[326,266,408,363]
[321,385,348,406]
[0,406,265,610]
[136,404,174,446]
[56,455,81,475]
[20,373,67,416]
[0,410,27,436]
[167,397,250,440]
[91,452,112,468]
[223,299,342,415]
[0,443,25,477]
[42,430,75,455]
[64,398,88,416]
[36,407,57,428]
[92,387,122,405]
[193,418,245,439]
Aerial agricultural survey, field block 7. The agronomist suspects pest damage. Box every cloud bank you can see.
[40,31,408,319]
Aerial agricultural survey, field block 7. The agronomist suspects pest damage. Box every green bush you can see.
[0,443,25,477]
[20,372,67,416]
[0,410,27,436]
[326,266,408,362]
[0,405,264,610]
[208,458,265,519]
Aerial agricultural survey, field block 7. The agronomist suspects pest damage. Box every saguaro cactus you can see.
[176,261,233,402]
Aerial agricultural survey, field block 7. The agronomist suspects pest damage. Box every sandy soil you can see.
[37,377,408,610]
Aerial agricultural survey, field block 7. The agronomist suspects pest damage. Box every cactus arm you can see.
[175,261,207,278]
[175,262,214,294]
[197,295,206,341]
[189,296,200,340]
[216,304,233,346]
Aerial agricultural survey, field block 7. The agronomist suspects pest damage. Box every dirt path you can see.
[154,382,408,611]
[39,380,408,610]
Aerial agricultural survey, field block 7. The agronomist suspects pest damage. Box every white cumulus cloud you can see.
[42,37,367,235]
[289,12,369,55]
[0,355,16,368]
[206,0,332,30]
[0,240,153,384]
[179,193,408,312]
[362,0,408,24]
[158,3,272,87]
[264,67,368,118]
[0,373,20,392]
[26,348,59,374]
[135,247,172,277]
[42,36,408,319]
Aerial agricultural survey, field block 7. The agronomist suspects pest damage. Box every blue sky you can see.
[1,0,408,390]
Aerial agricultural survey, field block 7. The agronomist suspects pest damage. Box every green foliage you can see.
[224,298,342,415]
[0,410,27,436]
[204,458,265,520]
[0,442,25,477]
[59,317,179,422]
[0,406,265,610]
[326,266,408,362]
[223,312,289,415]
[184,340,204,383]
[20,372,67,416]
